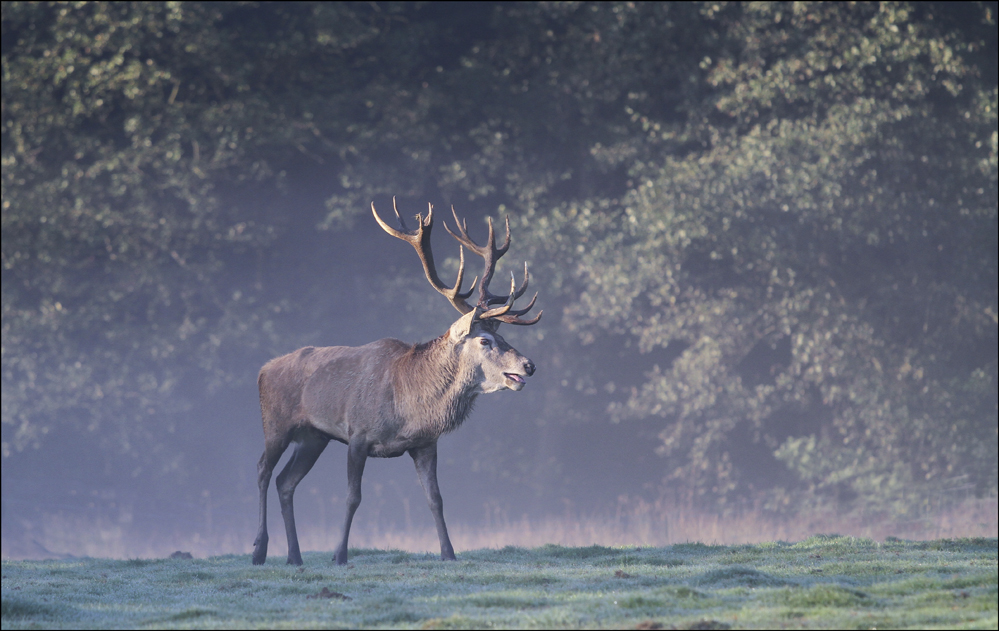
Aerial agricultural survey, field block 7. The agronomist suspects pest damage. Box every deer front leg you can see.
[333,437,368,565]
[410,443,456,561]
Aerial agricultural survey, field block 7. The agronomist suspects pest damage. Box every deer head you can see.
[372,198,541,391]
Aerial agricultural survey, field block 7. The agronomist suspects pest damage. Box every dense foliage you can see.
[569,2,999,513]
[3,1,996,519]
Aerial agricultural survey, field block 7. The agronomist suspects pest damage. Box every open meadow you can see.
[2,536,996,629]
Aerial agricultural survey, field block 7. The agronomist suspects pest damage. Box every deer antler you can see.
[444,206,541,326]
[373,199,541,326]
[371,198,476,315]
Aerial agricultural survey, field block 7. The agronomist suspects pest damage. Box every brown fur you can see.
[251,318,534,566]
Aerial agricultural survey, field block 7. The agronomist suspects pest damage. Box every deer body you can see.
[252,201,541,566]
[262,339,470,453]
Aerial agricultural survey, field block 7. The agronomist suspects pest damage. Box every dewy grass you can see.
[1,537,996,629]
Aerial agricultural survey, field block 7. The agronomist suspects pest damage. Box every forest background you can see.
[2,1,996,558]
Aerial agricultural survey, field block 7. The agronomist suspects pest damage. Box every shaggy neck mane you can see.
[395,332,478,437]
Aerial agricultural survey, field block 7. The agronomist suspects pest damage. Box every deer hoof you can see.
[252,545,267,565]
[333,548,349,565]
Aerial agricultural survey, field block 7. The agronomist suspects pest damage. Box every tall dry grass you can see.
[3,495,995,560]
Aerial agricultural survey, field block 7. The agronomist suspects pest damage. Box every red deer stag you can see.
[252,199,541,565]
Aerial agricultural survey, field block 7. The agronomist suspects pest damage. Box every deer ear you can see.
[448,311,477,341]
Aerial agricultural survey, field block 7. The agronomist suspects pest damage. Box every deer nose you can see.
[524,360,535,376]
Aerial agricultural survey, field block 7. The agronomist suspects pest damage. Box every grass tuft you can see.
[694,565,792,588]
[123,558,161,567]
[539,543,615,559]
[780,584,870,608]
[1,596,68,620]
[166,608,216,621]
[420,614,480,629]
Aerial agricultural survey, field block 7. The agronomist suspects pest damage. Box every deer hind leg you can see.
[253,436,289,565]
[275,431,328,566]
[410,443,456,561]
[333,437,368,565]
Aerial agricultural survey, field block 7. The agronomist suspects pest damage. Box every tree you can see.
[1,1,383,460]
[568,1,998,514]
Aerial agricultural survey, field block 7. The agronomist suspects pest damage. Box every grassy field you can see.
[2,536,996,629]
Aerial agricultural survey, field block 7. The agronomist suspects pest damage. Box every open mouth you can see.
[504,373,526,386]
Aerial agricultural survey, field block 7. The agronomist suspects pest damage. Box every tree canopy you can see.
[570,2,998,512]
[3,1,996,522]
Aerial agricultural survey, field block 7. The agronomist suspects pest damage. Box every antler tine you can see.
[392,196,411,232]
[497,215,511,254]
[481,261,532,306]
[372,197,407,240]
[444,206,521,308]
[444,205,478,252]
[504,291,538,317]
[479,273,518,319]
[493,309,543,326]
[516,262,529,297]
[453,247,477,302]
[481,273,541,325]
[371,199,473,315]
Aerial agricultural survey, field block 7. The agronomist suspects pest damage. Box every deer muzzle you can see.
[503,359,535,391]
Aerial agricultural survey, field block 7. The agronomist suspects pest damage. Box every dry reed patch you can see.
[3,497,995,560]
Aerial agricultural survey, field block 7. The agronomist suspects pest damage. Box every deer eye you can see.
[478,337,492,347]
